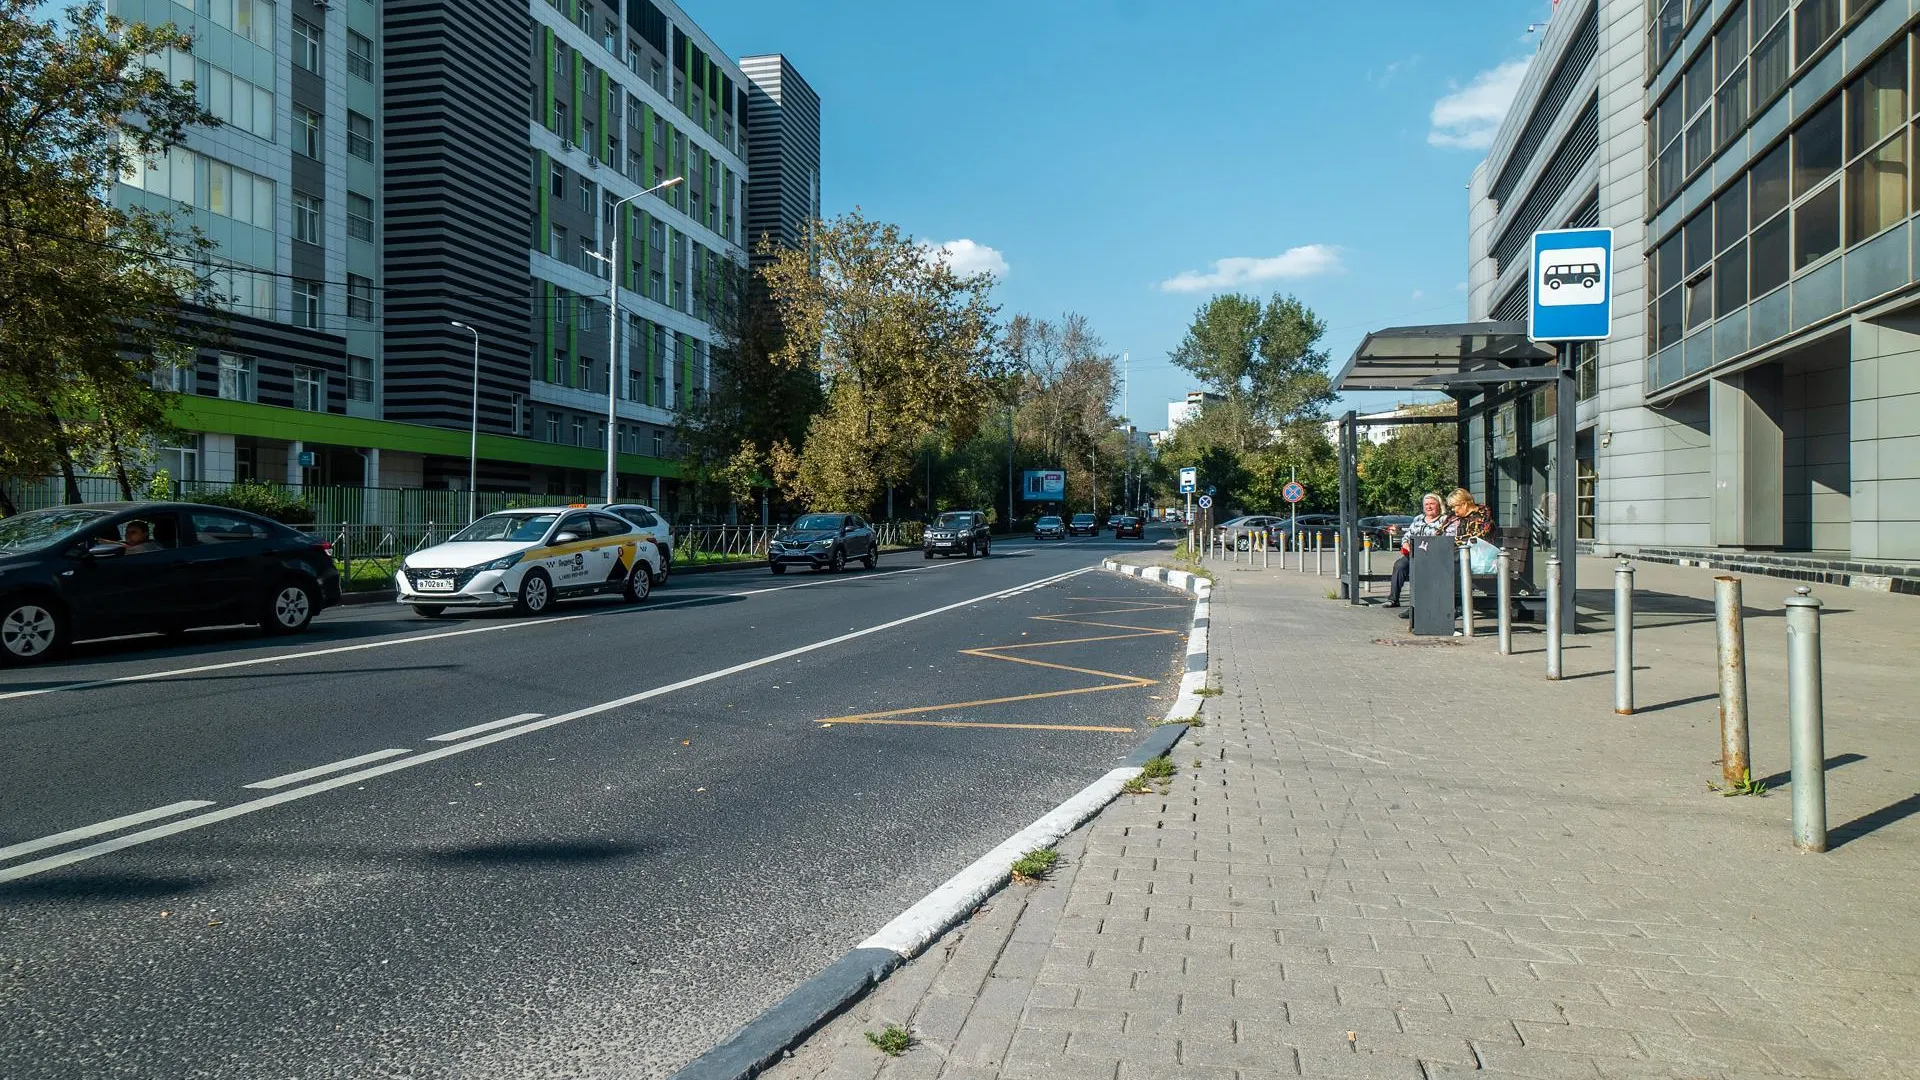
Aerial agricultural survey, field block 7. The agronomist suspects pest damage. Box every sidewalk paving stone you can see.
[766,554,1920,1080]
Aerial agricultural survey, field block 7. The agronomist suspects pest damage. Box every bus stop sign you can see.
[1529,227,1614,342]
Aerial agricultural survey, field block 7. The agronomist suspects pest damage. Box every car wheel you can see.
[516,570,554,615]
[412,605,447,618]
[924,549,934,560]
[623,561,652,603]
[864,548,878,570]
[771,563,787,575]
[0,599,63,665]
[651,550,671,586]
[830,548,846,573]
[263,580,316,635]
[1236,537,1250,551]
[980,538,990,557]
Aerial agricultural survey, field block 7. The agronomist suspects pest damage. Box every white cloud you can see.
[1427,58,1530,150]
[924,238,1008,278]
[1411,288,1425,301]
[1156,245,1343,294]
[1369,55,1420,88]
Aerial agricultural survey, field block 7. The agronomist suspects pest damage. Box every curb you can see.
[668,560,1214,1080]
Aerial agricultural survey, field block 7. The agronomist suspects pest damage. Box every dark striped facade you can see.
[381,1,536,435]
[739,54,821,266]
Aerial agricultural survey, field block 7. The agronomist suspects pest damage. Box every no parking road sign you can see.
[1197,494,1213,510]
[1282,481,1306,504]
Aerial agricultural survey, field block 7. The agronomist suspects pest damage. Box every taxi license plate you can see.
[416,578,456,592]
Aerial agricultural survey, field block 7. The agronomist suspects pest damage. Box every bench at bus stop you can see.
[1399,528,1538,635]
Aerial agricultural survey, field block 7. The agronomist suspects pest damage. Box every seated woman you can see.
[1386,493,1444,609]
[1441,487,1492,543]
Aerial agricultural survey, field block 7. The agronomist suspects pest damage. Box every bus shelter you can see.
[1330,321,1577,630]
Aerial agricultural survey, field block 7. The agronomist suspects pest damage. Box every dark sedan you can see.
[0,502,341,664]
[1112,515,1146,539]
[1066,513,1099,537]
[767,513,878,574]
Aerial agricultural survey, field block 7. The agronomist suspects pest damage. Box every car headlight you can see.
[769,541,784,552]
[483,553,523,572]
[818,538,836,548]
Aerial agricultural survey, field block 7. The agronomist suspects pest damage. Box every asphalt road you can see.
[0,532,1191,1079]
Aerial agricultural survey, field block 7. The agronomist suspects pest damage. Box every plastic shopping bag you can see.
[1466,538,1501,576]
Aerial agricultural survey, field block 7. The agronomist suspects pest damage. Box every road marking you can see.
[0,564,1104,885]
[0,800,216,864]
[0,564,943,704]
[427,713,545,742]
[242,749,412,790]
[816,596,1184,731]
[824,718,1133,733]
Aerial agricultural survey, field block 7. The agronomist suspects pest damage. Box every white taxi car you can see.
[396,506,662,617]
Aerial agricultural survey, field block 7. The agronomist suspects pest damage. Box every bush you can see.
[181,480,312,525]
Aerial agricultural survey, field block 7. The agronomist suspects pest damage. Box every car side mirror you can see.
[88,542,124,559]
[553,531,581,544]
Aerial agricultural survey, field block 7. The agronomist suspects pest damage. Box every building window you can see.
[555,99,569,137]
[293,16,322,73]
[545,411,561,443]
[1576,459,1597,541]
[292,191,322,245]
[157,444,199,484]
[347,192,374,242]
[550,225,566,259]
[217,354,255,402]
[347,274,374,321]
[1846,40,1907,245]
[549,162,566,198]
[347,354,374,402]
[1796,0,1842,68]
[292,279,322,328]
[575,177,595,214]
[571,416,586,446]
[652,430,664,456]
[348,111,373,160]
[510,392,526,434]
[293,365,324,411]
[650,60,665,94]
[296,107,322,159]
[347,31,374,81]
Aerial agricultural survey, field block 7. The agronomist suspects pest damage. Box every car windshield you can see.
[935,512,973,527]
[1038,517,1062,525]
[0,508,110,553]
[793,514,843,531]
[1072,514,1094,523]
[448,512,558,543]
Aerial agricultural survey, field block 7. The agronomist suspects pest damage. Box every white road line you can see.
[0,564,943,705]
[0,565,1112,885]
[242,749,412,790]
[0,800,216,864]
[427,713,545,743]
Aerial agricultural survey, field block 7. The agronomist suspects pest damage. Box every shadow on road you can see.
[424,839,649,865]
[0,870,220,904]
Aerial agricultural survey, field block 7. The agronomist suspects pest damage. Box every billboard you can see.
[1021,469,1066,501]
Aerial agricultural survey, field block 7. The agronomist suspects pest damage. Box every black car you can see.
[1066,513,1099,537]
[1112,515,1146,539]
[767,512,878,574]
[0,502,342,664]
[923,510,991,558]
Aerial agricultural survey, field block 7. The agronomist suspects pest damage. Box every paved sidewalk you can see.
[767,555,1920,1080]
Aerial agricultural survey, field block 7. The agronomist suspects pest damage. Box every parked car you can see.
[1215,514,1285,550]
[1067,513,1100,537]
[1358,514,1416,550]
[1034,515,1066,540]
[1112,515,1146,540]
[924,510,991,558]
[593,502,675,584]
[767,513,878,574]
[1270,514,1342,547]
[0,503,342,664]
[398,506,661,617]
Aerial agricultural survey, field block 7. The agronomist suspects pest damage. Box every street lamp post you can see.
[449,320,480,522]
[588,175,683,505]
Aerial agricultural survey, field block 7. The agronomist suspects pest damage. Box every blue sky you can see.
[691,0,1558,430]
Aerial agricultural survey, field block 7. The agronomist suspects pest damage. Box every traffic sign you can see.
[1529,227,1614,342]
[1197,494,1213,510]
[297,451,316,467]
[1179,466,1196,494]
[1207,485,1216,496]
[1282,481,1306,504]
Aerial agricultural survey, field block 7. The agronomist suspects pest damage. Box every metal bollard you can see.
[1785,587,1827,853]
[1457,544,1475,638]
[1614,557,1634,715]
[1545,556,1563,680]
[1333,532,1341,582]
[1262,531,1271,569]
[1316,534,1324,576]
[1715,576,1750,787]
[1496,549,1513,655]
[1363,540,1373,595]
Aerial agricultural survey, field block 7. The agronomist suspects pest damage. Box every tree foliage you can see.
[757,209,1004,510]
[0,2,219,513]
[1167,292,1334,445]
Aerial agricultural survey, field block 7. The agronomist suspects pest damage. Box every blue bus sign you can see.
[1528,227,1613,342]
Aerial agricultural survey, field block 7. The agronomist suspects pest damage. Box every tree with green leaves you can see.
[1167,292,1335,447]
[1358,403,1458,516]
[0,2,218,513]
[757,210,1004,511]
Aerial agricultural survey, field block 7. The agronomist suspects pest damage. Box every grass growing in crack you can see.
[1193,686,1223,698]
[1121,775,1152,795]
[1010,847,1060,883]
[866,1024,911,1056]
[1708,769,1769,797]
[1140,755,1176,780]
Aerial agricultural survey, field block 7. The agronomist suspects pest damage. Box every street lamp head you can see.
[659,175,685,189]
[450,320,474,332]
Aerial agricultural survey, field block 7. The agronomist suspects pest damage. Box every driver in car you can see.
[121,520,161,553]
